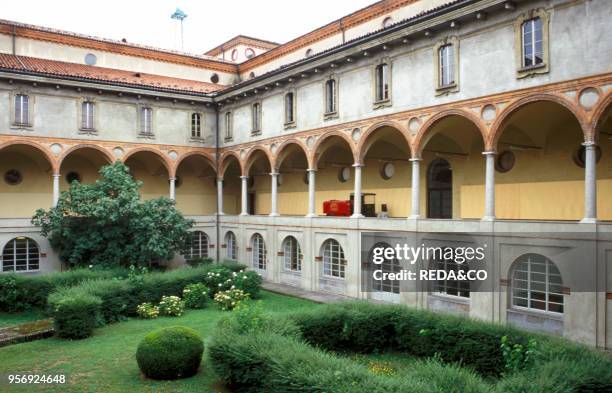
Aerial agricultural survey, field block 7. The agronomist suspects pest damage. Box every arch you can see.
[225,231,237,260]
[2,236,40,272]
[357,120,412,163]
[122,147,173,176]
[251,232,267,270]
[281,235,303,272]
[174,151,216,175]
[182,230,209,261]
[412,109,489,157]
[321,238,346,279]
[590,91,612,143]
[58,144,114,171]
[368,242,400,294]
[310,131,356,169]
[244,146,272,175]
[491,94,586,149]
[509,253,564,315]
[426,158,453,219]
[273,139,310,171]
[0,140,56,173]
[219,151,243,178]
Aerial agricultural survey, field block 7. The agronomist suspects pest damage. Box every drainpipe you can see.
[214,103,220,263]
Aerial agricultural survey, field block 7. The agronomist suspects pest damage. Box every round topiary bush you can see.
[136,326,204,380]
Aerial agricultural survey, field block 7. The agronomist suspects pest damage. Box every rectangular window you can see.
[191,113,201,138]
[140,107,152,135]
[225,111,232,140]
[439,44,455,87]
[325,79,336,114]
[375,63,389,101]
[522,18,543,67]
[81,101,95,130]
[14,94,29,125]
[252,103,261,133]
[285,93,294,124]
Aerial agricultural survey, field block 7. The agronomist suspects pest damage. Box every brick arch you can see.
[219,151,244,178]
[244,146,273,175]
[310,130,357,169]
[412,109,489,158]
[58,143,114,172]
[590,91,612,143]
[490,93,586,149]
[122,147,173,177]
[357,120,412,163]
[174,151,216,175]
[0,139,57,173]
[273,138,310,171]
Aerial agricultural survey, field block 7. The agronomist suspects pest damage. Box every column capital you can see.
[352,163,364,168]
[409,157,422,162]
[52,173,61,178]
[217,177,224,182]
[306,168,317,173]
[269,172,279,177]
[482,150,497,156]
[240,175,249,180]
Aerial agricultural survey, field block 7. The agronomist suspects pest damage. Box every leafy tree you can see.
[32,162,193,268]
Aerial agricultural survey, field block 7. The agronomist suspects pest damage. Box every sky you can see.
[2,0,377,55]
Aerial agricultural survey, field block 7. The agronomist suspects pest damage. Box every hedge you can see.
[0,267,128,312]
[208,302,612,392]
[47,263,254,338]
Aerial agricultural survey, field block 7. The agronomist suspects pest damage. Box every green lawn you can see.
[0,310,46,329]
[0,291,319,392]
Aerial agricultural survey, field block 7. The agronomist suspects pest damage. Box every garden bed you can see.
[0,319,54,347]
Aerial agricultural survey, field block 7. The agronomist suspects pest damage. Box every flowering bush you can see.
[214,288,250,311]
[203,268,234,295]
[182,283,209,309]
[231,270,263,298]
[158,295,185,317]
[136,302,160,319]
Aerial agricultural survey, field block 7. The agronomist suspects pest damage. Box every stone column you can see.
[482,151,496,221]
[306,169,317,217]
[169,177,176,200]
[270,172,279,217]
[240,176,249,216]
[409,158,421,219]
[52,174,60,207]
[351,163,364,218]
[216,178,224,215]
[581,142,598,223]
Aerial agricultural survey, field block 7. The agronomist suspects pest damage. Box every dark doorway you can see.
[248,192,256,215]
[427,158,452,218]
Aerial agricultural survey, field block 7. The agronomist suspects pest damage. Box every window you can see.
[284,92,295,124]
[382,16,393,28]
[511,254,563,314]
[325,78,337,114]
[305,48,313,58]
[431,251,470,298]
[81,101,95,130]
[245,48,255,59]
[251,233,266,270]
[231,49,238,61]
[322,239,345,278]
[370,242,400,294]
[191,113,201,138]
[183,231,209,261]
[140,107,153,135]
[252,103,261,134]
[225,231,237,260]
[375,63,390,102]
[283,236,302,272]
[439,44,455,87]
[522,17,543,68]
[2,237,39,272]
[224,111,233,140]
[14,94,29,125]
[4,170,22,186]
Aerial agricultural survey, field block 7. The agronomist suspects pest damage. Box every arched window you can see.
[370,242,400,294]
[431,250,470,298]
[183,231,208,261]
[427,158,452,219]
[191,113,201,138]
[225,231,237,260]
[511,254,563,314]
[521,17,543,67]
[282,236,302,272]
[2,237,40,272]
[251,233,266,270]
[322,239,345,278]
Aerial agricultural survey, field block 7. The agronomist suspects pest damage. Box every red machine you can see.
[323,199,352,216]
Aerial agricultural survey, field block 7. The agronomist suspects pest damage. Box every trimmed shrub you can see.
[47,290,102,339]
[214,288,249,311]
[182,283,209,309]
[158,296,185,317]
[185,257,213,268]
[136,326,204,380]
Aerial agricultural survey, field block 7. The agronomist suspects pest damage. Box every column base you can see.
[579,217,597,224]
[216,212,225,216]
[481,216,496,221]
[408,214,421,220]
[350,214,364,218]
[305,213,318,218]
[239,213,249,216]
[269,213,280,217]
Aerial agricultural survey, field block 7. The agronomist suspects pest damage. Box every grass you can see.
[0,310,46,328]
[0,291,319,392]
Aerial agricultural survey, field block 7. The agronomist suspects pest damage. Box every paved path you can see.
[262,281,354,304]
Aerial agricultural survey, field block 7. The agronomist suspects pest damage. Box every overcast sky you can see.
[3,0,377,55]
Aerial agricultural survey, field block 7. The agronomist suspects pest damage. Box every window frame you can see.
[433,37,460,95]
[251,102,262,135]
[251,233,267,270]
[79,100,96,132]
[139,106,154,137]
[514,9,550,78]
[370,242,400,294]
[373,57,392,108]
[430,251,470,299]
[284,90,296,128]
[323,75,339,120]
[225,231,237,260]
[510,253,564,316]
[182,230,209,261]
[224,111,233,141]
[2,237,40,273]
[191,112,202,139]
[282,236,302,272]
[11,92,33,128]
[322,239,346,279]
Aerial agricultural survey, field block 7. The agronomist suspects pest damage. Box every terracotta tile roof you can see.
[0,53,223,94]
